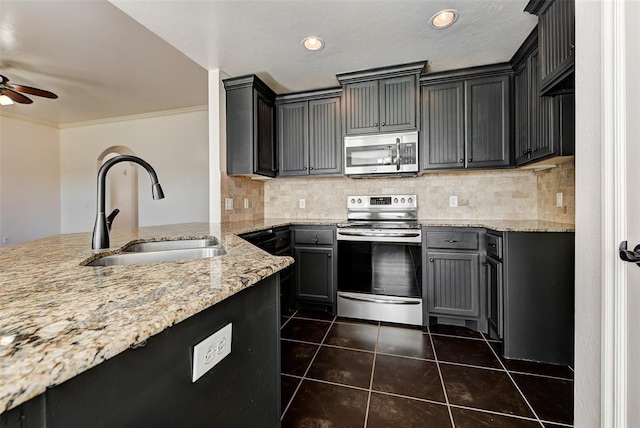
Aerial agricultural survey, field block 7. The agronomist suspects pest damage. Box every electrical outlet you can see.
[224,198,233,211]
[299,199,306,209]
[449,196,458,208]
[244,198,249,209]
[556,192,563,207]
[192,323,232,382]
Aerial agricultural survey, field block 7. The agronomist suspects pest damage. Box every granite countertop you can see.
[0,222,296,414]
[0,217,573,414]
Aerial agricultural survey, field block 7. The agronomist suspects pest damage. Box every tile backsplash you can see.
[221,161,575,224]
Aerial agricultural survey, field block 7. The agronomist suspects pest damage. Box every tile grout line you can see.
[481,334,544,427]
[362,322,380,428]
[427,330,456,428]
[280,314,337,421]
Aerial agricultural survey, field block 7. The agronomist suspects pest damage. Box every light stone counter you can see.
[0,221,299,414]
[0,217,573,414]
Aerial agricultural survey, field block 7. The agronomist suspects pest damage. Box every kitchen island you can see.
[0,221,299,424]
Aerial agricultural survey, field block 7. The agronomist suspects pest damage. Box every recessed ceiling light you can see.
[301,36,324,51]
[430,9,458,29]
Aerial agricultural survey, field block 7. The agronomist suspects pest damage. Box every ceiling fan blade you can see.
[10,84,58,99]
[0,88,33,104]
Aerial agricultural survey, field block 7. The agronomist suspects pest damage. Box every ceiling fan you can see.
[0,74,58,104]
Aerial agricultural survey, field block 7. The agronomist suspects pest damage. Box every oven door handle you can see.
[337,231,421,238]
[339,294,421,305]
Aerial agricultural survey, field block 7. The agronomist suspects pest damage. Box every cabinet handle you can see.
[445,239,458,243]
[482,262,488,266]
[327,254,332,258]
[489,243,497,248]
[310,166,314,170]
[569,43,575,53]
[381,122,386,126]
[459,159,464,163]
[374,122,379,127]
[468,159,472,163]
[429,258,434,262]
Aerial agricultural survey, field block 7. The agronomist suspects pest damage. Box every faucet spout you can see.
[92,155,165,251]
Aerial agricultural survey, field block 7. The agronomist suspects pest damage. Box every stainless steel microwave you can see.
[344,131,419,176]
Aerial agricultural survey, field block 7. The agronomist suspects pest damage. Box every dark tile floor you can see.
[280,310,574,428]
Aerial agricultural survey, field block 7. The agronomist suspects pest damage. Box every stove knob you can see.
[408,197,413,204]
[357,198,362,204]
[393,198,399,203]
[350,198,355,204]
[401,198,406,203]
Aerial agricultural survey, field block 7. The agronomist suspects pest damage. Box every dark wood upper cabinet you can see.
[525,0,575,95]
[223,75,277,177]
[420,65,512,171]
[511,28,574,167]
[337,61,426,136]
[276,89,343,177]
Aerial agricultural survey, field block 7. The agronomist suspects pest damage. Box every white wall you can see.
[574,1,602,426]
[0,115,60,246]
[60,108,209,233]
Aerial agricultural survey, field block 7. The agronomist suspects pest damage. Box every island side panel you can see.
[40,275,280,427]
[502,232,575,365]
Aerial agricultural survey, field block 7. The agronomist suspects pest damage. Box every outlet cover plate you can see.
[449,196,458,208]
[224,198,233,211]
[299,199,306,209]
[192,323,232,382]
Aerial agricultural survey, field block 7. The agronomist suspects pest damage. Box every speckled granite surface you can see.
[0,222,297,414]
[0,217,573,414]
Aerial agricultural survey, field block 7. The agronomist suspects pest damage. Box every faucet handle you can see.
[106,208,120,231]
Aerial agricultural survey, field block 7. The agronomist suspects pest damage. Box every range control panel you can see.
[346,195,417,209]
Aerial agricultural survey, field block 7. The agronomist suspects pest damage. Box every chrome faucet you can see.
[92,155,165,251]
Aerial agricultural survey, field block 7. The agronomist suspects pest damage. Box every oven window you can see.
[338,241,422,298]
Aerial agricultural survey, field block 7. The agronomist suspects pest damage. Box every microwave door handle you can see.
[396,138,401,171]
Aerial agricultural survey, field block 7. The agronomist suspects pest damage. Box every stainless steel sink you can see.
[84,238,227,266]
[122,238,221,253]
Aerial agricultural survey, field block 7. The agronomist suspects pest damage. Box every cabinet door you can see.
[309,97,342,175]
[538,0,575,94]
[426,252,480,318]
[278,101,309,176]
[514,62,531,166]
[254,90,276,177]
[379,75,417,133]
[486,257,503,339]
[465,75,511,169]
[344,81,379,135]
[420,82,465,171]
[528,50,555,162]
[294,246,334,303]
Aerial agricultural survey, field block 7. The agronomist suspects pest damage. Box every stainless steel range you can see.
[336,195,423,326]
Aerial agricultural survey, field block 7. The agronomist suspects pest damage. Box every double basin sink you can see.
[85,238,227,266]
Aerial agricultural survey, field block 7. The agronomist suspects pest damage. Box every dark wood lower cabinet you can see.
[486,256,504,339]
[426,252,480,318]
[0,276,281,428]
[292,226,337,314]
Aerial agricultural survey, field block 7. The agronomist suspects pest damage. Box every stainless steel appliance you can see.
[343,132,419,176]
[337,195,422,325]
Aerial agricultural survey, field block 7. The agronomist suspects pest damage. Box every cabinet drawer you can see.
[486,233,503,259]
[426,230,479,250]
[294,229,334,245]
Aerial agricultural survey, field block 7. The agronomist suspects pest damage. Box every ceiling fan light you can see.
[430,9,458,29]
[0,95,14,105]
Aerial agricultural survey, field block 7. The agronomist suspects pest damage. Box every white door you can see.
[626,1,640,425]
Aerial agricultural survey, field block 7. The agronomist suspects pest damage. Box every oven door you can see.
[338,240,422,298]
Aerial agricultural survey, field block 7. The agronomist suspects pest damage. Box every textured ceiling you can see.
[0,0,537,126]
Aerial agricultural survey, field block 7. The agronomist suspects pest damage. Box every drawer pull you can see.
[445,239,458,243]
[429,258,434,262]
[489,243,497,248]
